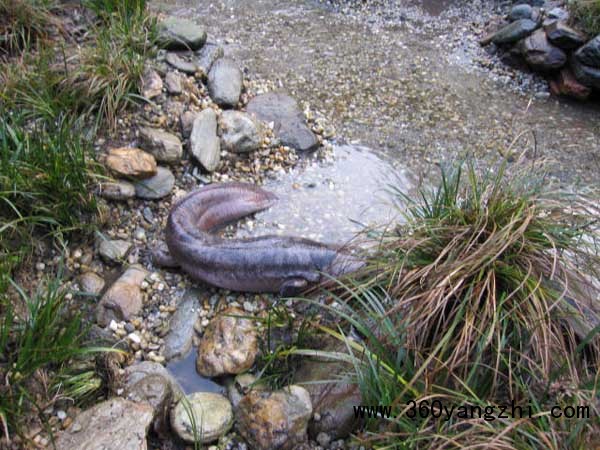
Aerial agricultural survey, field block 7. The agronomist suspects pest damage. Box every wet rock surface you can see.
[171,392,233,443]
[55,398,154,450]
[236,385,313,450]
[163,290,201,360]
[196,306,258,377]
[134,166,175,199]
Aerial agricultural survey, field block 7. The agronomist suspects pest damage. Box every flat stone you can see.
[491,19,538,45]
[139,127,183,163]
[196,306,257,377]
[550,67,592,100]
[509,4,532,21]
[158,17,207,51]
[164,290,201,361]
[78,272,105,295]
[519,29,566,71]
[545,21,587,50]
[105,147,157,180]
[219,110,264,153]
[247,92,319,152]
[124,361,184,400]
[97,181,136,201]
[55,398,153,450]
[571,55,600,89]
[236,385,313,450]
[141,68,163,100]
[134,167,175,200]
[190,108,220,172]
[171,392,233,443]
[98,239,131,263]
[575,35,600,67]
[548,7,569,21]
[197,43,224,77]
[166,52,198,74]
[165,72,183,95]
[207,58,243,107]
[96,265,148,327]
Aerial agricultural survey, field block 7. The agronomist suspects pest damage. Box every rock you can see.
[158,17,207,51]
[570,55,600,89]
[196,306,257,377]
[197,43,224,77]
[207,58,243,107]
[141,68,163,99]
[165,72,183,95]
[180,110,198,138]
[549,67,592,100]
[98,239,132,263]
[294,354,361,440]
[139,127,183,163]
[575,35,600,68]
[548,7,569,21]
[105,147,157,179]
[164,290,201,361]
[123,362,184,434]
[98,181,136,201]
[124,361,184,400]
[190,108,220,172]
[545,21,587,50]
[171,392,233,443]
[219,111,264,153]
[166,52,198,74]
[508,4,532,21]
[96,265,148,327]
[247,92,319,152]
[227,373,265,408]
[236,385,313,450]
[491,19,538,45]
[551,75,587,104]
[134,167,175,200]
[55,398,153,450]
[78,272,105,295]
[519,29,566,71]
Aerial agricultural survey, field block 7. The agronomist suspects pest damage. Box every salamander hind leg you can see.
[279,278,309,297]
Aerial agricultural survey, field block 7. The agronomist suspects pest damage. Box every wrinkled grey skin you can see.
[156,182,363,296]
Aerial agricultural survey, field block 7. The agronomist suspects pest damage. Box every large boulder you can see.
[207,58,243,107]
[171,392,233,443]
[164,290,201,361]
[55,398,153,450]
[491,19,539,45]
[196,306,258,377]
[246,92,319,152]
[236,385,313,450]
[519,29,566,71]
[544,21,587,50]
[189,108,221,172]
[158,17,207,51]
[138,127,183,163]
[575,35,600,68]
[96,265,148,327]
[219,110,265,153]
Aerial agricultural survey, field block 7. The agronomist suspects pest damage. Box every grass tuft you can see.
[304,157,600,448]
[569,0,600,36]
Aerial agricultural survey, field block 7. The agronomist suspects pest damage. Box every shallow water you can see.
[166,349,226,394]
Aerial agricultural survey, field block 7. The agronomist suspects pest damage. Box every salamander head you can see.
[325,252,364,279]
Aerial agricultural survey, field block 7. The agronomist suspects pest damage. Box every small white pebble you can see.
[56,410,67,421]
[201,318,210,327]
[35,262,45,271]
[108,320,119,332]
[127,333,141,344]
